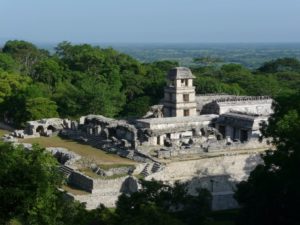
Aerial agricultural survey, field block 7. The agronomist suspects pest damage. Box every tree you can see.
[0,53,19,72]
[235,92,300,225]
[25,97,59,120]
[258,58,300,73]
[0,70,30,104]
[32,58,63,88]
[115,180,212,225]
[55,42,104,75]
[122,96,153,117]
[0,143,63,224]
[2,40,48,75]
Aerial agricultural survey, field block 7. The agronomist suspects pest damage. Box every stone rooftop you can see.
[167,67,196,80]
[136,114,218,125]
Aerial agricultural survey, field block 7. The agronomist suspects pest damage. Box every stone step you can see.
[140,163,152,177]
[151,162,162,173]
[59,165,74,177]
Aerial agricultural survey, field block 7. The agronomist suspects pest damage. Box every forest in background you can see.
[0,40,300,127]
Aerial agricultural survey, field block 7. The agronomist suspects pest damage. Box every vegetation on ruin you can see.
[1,40,300,127]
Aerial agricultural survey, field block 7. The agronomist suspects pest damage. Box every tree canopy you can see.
[235,91,300,225]
[1,39,300,127]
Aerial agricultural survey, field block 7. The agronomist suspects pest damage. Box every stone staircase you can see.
[140,162,164,177]
[59,165,74,178]
[140,163,152,177]
[151,162,163,173]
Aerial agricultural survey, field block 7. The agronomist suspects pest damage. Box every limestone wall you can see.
[147,153,262,182]
[69,171,132,193]
[146,152,263,210]
[67,175,139,209]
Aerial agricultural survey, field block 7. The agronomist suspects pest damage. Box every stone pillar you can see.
[79,116,86,125]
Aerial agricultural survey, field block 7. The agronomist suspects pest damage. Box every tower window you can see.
[184,109,190,117]
[181,79,188,86]
[183,94,189,102]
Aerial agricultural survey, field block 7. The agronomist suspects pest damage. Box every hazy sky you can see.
[1,0,300,43]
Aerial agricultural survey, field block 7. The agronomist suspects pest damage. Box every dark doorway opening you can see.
[240,130,248,142]
[36,126,44,134]
[219,125,226,138]
[47,125,56,132]
[157,136,160,145]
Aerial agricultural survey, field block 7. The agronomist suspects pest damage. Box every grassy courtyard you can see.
[0,129,9,137]
[19,136,135,165]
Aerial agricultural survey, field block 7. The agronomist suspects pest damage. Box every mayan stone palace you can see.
[7,67,273,210]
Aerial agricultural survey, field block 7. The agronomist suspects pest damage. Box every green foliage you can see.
[192,59,297,97]
[258,57,300,73]
[25,97,59,120]
[32,58,63,88]
[2,40,48,75]
[0,70,30,103]
[235,92,300,225]
[0,143,63,224]
[122,96,153,117]
[0,53,19,72]
[115,179,212,225]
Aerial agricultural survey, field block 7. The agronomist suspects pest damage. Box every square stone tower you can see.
[163,67,197,117]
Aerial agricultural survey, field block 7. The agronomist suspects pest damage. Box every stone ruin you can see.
[6,67,274,210]
[12,118,70,138]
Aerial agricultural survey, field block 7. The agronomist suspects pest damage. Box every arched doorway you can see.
[36,126,44,135]
[47,125,56,133]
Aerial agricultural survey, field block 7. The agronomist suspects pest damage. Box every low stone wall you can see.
[69,171,138,194]
[92,176,128,193]
[66,175,139,209]
[69,171,94,192]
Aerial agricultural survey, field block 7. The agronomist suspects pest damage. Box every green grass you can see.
[19,136,136,165]
[79,167,127,179]
[99,164,135,170]
[0,128,9,137]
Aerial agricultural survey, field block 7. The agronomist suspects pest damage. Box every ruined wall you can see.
[69,171,94,192]
[67,175,139,209]
[146,152,263,210]
[147,153,262,182]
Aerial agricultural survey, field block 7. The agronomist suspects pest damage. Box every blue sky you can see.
[0,0,300,43]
